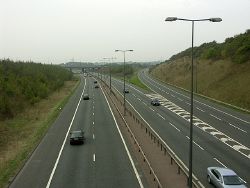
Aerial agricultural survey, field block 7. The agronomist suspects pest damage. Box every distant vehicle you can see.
[70,130,85,145]
[95,85,99,88]
[83,94,89,100]
[207,167,246,188]
[94,80,97,83]
[124,88,129,93]
[151,98,160,106]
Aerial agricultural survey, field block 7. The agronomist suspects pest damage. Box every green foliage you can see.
[0,59,73,119]
[169,29,250,63]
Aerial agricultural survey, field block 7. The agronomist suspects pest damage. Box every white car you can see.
[207,167,247,188]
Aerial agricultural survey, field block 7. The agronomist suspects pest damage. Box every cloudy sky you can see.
[1,0,250,64]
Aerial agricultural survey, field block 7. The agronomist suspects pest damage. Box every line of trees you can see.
[169,29,250,64]
[0,59,73,120]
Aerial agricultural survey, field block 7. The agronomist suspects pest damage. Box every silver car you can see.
[207,167,247,188]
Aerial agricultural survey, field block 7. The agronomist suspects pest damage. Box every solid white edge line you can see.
[46,79,86,188]
[100,85,144,188]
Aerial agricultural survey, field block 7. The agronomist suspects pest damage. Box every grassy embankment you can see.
[150,59,250,111]
[0,77,79,188]
[129,73,151,92]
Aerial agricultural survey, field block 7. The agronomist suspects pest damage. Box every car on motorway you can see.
[207,167,247,188]
[83,94,89,100]
[124,88,129,93]
[70,130,85,145]
[94,80,97,83]
[151,98,160,106]
[94,84,99,88]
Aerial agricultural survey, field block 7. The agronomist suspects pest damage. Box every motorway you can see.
[99,70,250,187]
[9,75,144,188]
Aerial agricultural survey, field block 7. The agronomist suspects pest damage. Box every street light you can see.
[103,57,116,93]
[115,49,133,115]
[165,17,222,188]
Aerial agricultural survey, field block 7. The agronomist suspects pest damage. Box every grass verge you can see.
[129,73,151,92]
[0,76,80,188]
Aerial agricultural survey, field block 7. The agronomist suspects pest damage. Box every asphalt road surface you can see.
[99,70,250,188]
[9,75,144,188]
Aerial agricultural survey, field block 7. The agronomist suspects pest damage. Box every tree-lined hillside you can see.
[169,29,250,64]
[0,59,73,119]
[150,30,250,111]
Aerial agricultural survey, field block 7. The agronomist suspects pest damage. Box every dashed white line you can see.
[213,158,227,168]
[142,102,147,105]
[93,154,96,162]
[93,112,94,116]
[177,97,183,101]
[137,98,141,101]
[165,91,169,94]
[229,123,247,133]
[210,114,222,121]
[149,107,155,111]
[193,141,204,150]
[185,102,191,105]
[93,121,95,125]
[196,107,205,112]
[186,136,190,140]
[132,94,136,97]
[93,134,95,140]
[169,123,180,132]
[171,94,175,98]
[157,113,165,120]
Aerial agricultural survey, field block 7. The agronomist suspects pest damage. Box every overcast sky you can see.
[1,0,250,64]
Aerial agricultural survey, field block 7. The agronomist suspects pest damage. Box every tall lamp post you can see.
[165,17,222,188]
[115,49,133,115]
[103,57,116,93]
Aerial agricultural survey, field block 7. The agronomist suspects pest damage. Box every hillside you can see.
[150,30,250,111]
[0,59,73,120]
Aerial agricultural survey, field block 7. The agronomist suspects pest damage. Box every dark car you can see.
[151,98,160,106]
[70,130,85,145]
[124,88,129,93]
[207,167,246,188]
[83,94,89,100]
[94,80,97,83]
[95,84,99,88]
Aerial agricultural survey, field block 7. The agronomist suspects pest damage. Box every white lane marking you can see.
[145,93,250,159]
[46,79,86,188]
[177,97,183,101]
[137,98,141,101]
[171,94,175,98]
[157,113,165,120]
[186,136,190,140]
[196,107,205,112]
[93,121,95,125]
[93,134,95,140]
[113,86,204,188]
[144,73,250,124]
[165,91,169,94]
[169,123,180,132]
[93,154,96,162]
[229,123,247,133]
[101,85,144,188]
[210,114,222,121]
[213,158,227,168]
[142,102,147,105]
[193,141,204,151]
[93,112,94,116]
[149,107,155,111]
[132,94,136,97]
[185,102,191,106]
